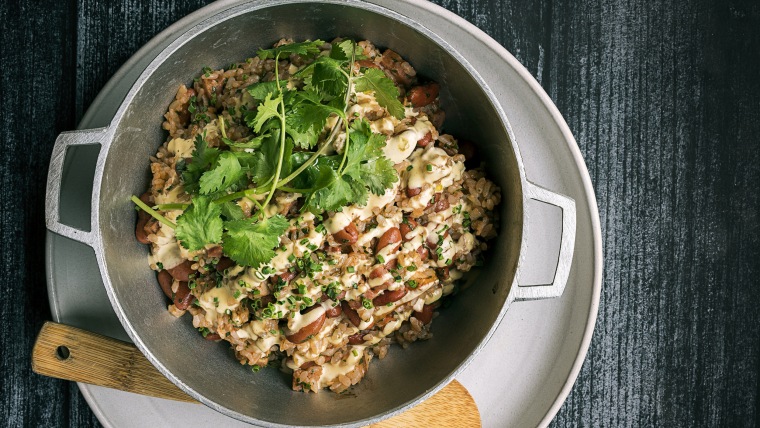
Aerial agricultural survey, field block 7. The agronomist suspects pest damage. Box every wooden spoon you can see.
[31,322,480,427]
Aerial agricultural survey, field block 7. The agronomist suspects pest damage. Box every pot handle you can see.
[513,182,576,301]
[45,128,108,248]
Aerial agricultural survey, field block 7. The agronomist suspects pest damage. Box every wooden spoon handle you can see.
[31,322,480,427]
[32,321,192,402]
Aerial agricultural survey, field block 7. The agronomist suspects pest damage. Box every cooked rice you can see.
[139,38,501,393]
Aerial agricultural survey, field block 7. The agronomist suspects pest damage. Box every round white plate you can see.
[45,1,602,427]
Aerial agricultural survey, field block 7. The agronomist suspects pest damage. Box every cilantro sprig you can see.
[134,39,405,268]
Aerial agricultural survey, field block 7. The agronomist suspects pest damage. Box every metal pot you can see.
[45,1,576,426]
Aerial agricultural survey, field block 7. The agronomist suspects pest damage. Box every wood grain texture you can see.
[32,322,479,426]
[1,0,758,427]
[32,322,194,403]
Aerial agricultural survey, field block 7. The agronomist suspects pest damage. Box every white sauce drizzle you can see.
[318,346,365,385]
[383,119,434,164]
[166,137,195,159]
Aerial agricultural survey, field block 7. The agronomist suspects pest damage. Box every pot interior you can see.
[97,1,522,425]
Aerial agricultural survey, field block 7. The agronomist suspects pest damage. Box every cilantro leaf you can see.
[249,93,284,133]
[292,103,342,132]
[354,68,405,119]
[224,133,269,151]
[222,215,290,267]
[330,40,365,61]
[246,133,292,184]
[247,81,287,101]
[341,120,387,178]
[286,102,342,149]
[291,155,340,210]
[295,89,323,105]
[285,126,318,150]
[175,196,223,251]
[342,120,398,195]
[311,57,348,98]
[199,151,244,195]
[310,174,368,212]
[257,40,325,60]
[220,201,245,221]
[182,134,219,195]
[360,157,398,195]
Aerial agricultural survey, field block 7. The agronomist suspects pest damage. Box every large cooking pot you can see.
[45,1,576,426]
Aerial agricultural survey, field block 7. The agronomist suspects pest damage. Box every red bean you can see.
[413,304,436,325]
[458,140,479,167]
[369,265,391,289]
[204,332,222,341]
[286,310,326,344]
[357,59,380,70]
[417,245,429,261]
[434,193,450,212]
[216,257,235,272]
[135,192,153,244]
[173,281,194,310]
[333,222,358,245]
[135,213,150,244]
[458,139,477,160]
[348,333,366,345]
[408,83,440,107]
[322,291,346,303]
[406,187,421,197]
[273,271,296,283]
[341,301,363,328]
[376,227,401,254]
[429,110,446,130]
[325,304,342,318]
[156,270,174,299]
[373,288,408,306]
[207,245,223,259]
[259,295,275,306]
[427,229,449,250]
[416,131,433,148]
[168,260,194,282]
[300,361,318,369]
[363,288,382,300]
[436,267,450,281]
[400,217,418,242]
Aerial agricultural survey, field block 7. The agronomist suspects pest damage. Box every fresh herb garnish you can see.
[174,196,223,251]
[134,39,403,268]
[222,215,290,268]
[362,298,373,309]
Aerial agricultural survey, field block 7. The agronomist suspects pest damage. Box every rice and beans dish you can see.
[133,39,500,393]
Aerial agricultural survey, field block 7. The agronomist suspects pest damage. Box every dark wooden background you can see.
[1,0,758,426]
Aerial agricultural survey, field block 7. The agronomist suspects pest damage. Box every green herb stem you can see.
[276,130,337,187]
[154,203,189,211]
[219,116,228,139]
[260,53,288,213]
[277,186,310,193]
[131,195,177,229]
[248,194,264,211]
[337,42,357,174]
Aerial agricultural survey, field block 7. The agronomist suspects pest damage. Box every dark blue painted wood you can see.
[1,0,758,426]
